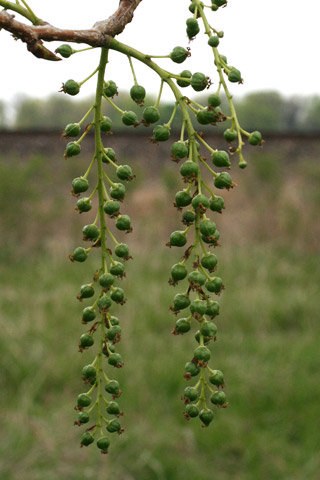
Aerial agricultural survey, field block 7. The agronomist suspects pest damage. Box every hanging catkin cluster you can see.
[0,0,263,454]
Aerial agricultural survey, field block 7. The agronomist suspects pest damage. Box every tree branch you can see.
[0,0,143,60]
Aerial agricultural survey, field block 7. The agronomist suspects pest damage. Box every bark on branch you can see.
[0,0,143,60]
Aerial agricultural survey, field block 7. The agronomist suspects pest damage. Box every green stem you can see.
[127,55,138,84]
[79,66,99,87]
[0,0,42,24]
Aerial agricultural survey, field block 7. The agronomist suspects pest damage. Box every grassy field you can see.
[0,146,319,479]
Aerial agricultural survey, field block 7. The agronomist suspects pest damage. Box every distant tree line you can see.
[0,91,320,133]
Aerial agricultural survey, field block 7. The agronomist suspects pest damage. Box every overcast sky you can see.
[0,0,319,103]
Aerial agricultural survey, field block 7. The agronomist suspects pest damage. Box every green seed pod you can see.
[110,183,126,200]
[111,288,124,303]
[103,147,116,162]
[81,432,94,447]
[212,150,231,168]
[97,436,110,451]
[200,219,216,237]
[209,369,224,386]
[110,316,120,326]
[223,128,237,142]
[175,190,192,208]
[191,72,208,92]
[196,108,215,125]
[182,210,195,224]
[115,243,130,258]
[107,419,121,433]
[170,231,187,247]
[65,141,81,157]
[248,131,262,146]
[72,177,89,194]
[173,294,190,311]
[199,409,214,426]
[185,361,200,377]
[184,386,199,401]
[63,79,80,96]
[100,116,112,132]
[104,200,120,216]
[180,161,199,178]
[97,295,112,311]
[211,3,219,10]
[201,321,217,338]
[77,197,92,213]
[186,17,200,38]
[82,224,99,241]
[71,247,87,262]
[194,345,211,362]
[177,70,192,88]
[210,391,226,405]
[99,273,115,288]
[130,84,146,103]
[79,333,94,348]
[115,214,131,231]
[206,277,224,293]
[171,263,188,282]
[171,141,189,159]
[121,111,137,126]
[106,325,122,341]
[82,365,96,380]
[64,123,80,137]
[175,318,191,333]
[79,284,95,299]
[109,262,125,277]
[116,165,134,181]
[108,353,123,367]
[170,46,189,64]
[56,44,73,58]
[77,393,91,407]
[208,94,221,108]
[190,299,207,316]
[214,172,232,189]
[213,0,227,6]
[153,125,171,142]
[143,106,160,124]
[209,196,225,212]
[217,30,224,38]
[201,254,218,271]
[82,306,96,323]
[104,80,118,97]
[208,36,220,48]
[106,401,121,415]
[228,67,242,83]
[206,301,220,317]
[188,271,206,287]
[186,404,199,417]
[78,411,89,424]
[202,234,217,245]
[192,194,209,211]
[105,380,120,395]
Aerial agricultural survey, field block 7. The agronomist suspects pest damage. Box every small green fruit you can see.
[111,288,125,303]
[208,36,220,48]
[223,128,237,142]
[79,284,95,299]
[153,125,171,142]
[121,111,137,126]
[103,147,116,162]
[206,301,220,317]
[212,150,231,168]
[105,380,120,395]
[130,85,146,103]
[115,215,131,231]
[82,306,96,323]
[106,419,121,433]
[72,247,87,262]
[115,244,130,258]
[99,274,115,288]
[188,271,206,287]
[201,254,218,271]
[209,196,225,212]
[77,393,91,407]
[81,432,94,446]
[190,299,207,316]
[82,365,96,380]
[180,161,199,178]
[191,72,208,92]
[104,200,120,216]
[77,197,92,213]
[182,210,195,223]
[106,401,121,415]
[110,183,125,200]
[64,123,80,137]
[175,318,191,333]
[104,80,118,97]
[228,67,242,83]
[82,224,99,241]
[78,411,89,424]
[170,231,187,247]
[200,321,217,338]
[143,106,160,124]
[97,295,112,311]
[100,116,112,132]
[185,362,200,377]
[173,294,190,311]
[65,141,81,157]
[214,172,232,189]
[171,263,188,282]
[199,409,214,426]
[170,46,189,64]
[97,436,110,451]
[186,404,199,417]
[206,277,224,293]
[56,44,73,58]
[184,386,199,401]
[192,194,209,211]
[79,334,94,348]
[177,70,192,88]
[186,17,200,38]
[72,177,89,194]
[63,79,80,96]
[208,94,221,107]
[175,190,192,208]
[196,108,215,125]
[194,345,211,362]
[106,325,122,341]
[109,262,125,277]
[248,131,262,145]
[171,141,189,159]
[209,369,224,386]
[108,353,123,367]
[116,165,134,181]
[200,219,216,237]
[211,391,226,405]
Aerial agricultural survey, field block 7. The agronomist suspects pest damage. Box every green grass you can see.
[0,245,319,480]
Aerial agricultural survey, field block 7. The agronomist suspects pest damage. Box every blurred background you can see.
[0,1,320,480]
